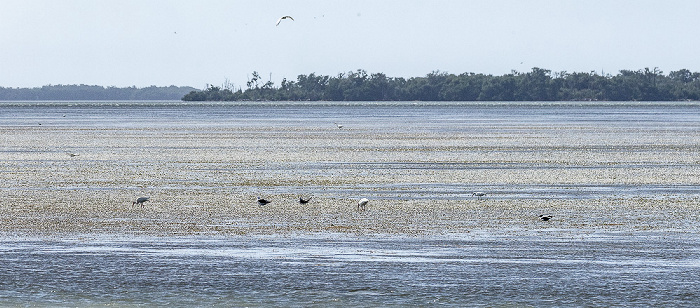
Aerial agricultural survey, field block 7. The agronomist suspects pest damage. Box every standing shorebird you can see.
[539,215,553,221]
[132,197,149,207]
[257,197,271,205]
[357,198,369,211]
[334,122,343,129]
[299,196,312,204]
[276,15,294,26]
[472,192,486,200]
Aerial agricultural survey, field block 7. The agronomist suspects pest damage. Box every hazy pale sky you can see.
[1,0,699,89]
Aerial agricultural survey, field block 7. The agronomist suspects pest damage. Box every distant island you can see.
[183,68,700,102]
[0,84,197,101]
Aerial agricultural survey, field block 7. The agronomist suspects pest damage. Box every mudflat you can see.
[1,102,699,237]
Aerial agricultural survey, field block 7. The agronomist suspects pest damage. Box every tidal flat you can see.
[1,102,700,306]
[1,102,699,237]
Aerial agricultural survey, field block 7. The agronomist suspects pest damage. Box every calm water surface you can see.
[1,234,699,307]
[2,101,699,130]
[2,101,700,306]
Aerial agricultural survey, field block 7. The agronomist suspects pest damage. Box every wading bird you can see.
[276,15,294,26]
[133,197,149,207]
[334,122,343,129]
[472,192,486,200]
[357,198,369,211]
[299,196,312,204]
[257,197,271,205]
[539,215,553,221]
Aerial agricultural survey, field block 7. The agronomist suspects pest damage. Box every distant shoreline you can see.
[3,67,699,102]
[0,84,197,101]
[1,100,699,106]
[183,67,700,102]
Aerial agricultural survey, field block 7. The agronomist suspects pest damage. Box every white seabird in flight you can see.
[276,15,294,26]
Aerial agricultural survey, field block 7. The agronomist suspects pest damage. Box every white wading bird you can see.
[357,198,369,211]
[276,15,294,26]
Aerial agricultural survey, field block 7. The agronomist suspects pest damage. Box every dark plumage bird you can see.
[539,215,553,221]
[257,197,271,205]
[133,197,149,207]
[472,192,486,200]
[276,15,294,26]
[299,196,312,204]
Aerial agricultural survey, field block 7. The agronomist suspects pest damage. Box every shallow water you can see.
[2,101,700,306]
[1,234,699,307]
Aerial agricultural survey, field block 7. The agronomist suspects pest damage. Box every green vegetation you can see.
[0,84,197,101]
[183,68,700,101]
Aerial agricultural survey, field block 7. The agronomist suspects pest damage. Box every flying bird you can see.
[299,196,312,204]
[357,198,369,211]
[257,197,271,205]
[539,215,553,221]
[133,197,150,207]
[276,15,294,26]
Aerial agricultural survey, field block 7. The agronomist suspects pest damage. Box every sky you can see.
[1,0,699,89]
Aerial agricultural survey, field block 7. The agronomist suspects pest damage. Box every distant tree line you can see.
[0,84,198,101]
[183,68,700,101]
